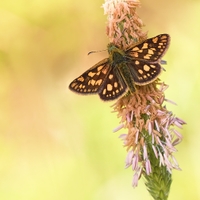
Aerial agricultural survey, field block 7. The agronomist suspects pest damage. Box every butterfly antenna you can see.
[88,49,106,55]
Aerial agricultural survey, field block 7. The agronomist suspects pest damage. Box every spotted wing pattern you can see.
[69,34,170,100]
[126,34,170,85]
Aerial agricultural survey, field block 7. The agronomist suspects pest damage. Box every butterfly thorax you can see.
[107,43,136,94]
[107,43,127,65]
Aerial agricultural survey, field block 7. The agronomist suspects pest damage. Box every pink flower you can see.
[103,0,185,194]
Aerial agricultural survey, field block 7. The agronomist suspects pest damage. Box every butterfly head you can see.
[107,43,117,54]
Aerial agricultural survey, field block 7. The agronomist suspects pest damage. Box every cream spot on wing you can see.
[150,64,156,68]
[95,79,102,85]
[114,82,118,88]
[148,49,154,55]
[144,55,151,59]
[97,66,103,71]
[152,37,158,43]
[77,76,84,82]
[88,79,95,86]
[135,60,140,65]
[88,72,96,77]
[107,84,113,91]
[143,65,150,72]
[138,69,143,74]
[109,74,113,79]
[142,42,148,49]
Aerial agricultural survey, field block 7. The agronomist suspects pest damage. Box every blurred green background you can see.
[0,0,199,199]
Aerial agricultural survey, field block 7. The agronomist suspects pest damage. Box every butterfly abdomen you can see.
[117,62,136,94]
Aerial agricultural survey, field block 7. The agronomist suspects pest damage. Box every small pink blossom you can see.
[113,123,124,132]
[132,166,142,187]
[145,159,152,175]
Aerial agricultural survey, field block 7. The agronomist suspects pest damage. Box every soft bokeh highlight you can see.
[0,0,199,199]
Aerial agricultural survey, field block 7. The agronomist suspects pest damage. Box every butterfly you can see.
[69,34,170,101]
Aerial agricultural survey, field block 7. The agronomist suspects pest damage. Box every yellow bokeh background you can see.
[0,0,199,199]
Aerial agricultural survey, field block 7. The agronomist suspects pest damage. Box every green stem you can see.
[144,144,172,200]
